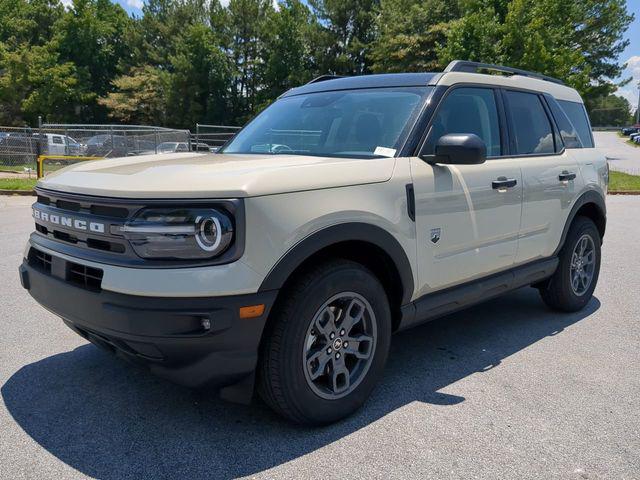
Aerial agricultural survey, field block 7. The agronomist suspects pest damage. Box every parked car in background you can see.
[621,125,640,135]
[191,142,213,152]
[85,134,156,157]
[36,133,85,156]
[158,142,190,153]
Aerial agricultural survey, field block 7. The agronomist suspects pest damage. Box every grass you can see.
[609,170,640,192]
[626,139,639,148]
[0,177,37,191]
[0,164,35,172]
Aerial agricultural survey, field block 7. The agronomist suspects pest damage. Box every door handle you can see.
[492,177,517,190]
[558,171,576,182]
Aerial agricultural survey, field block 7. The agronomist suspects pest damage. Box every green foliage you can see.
[97,66,169,124]
[438,0,633,103]
[586,95,634,127]
[308,0,379,74]
[0,0,634,128]
[0,43,89,125]
[371,0,459,73]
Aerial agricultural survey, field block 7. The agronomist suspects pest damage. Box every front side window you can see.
[558,100,594,148]
[222,87,432,158]
[425,87,501,156]
[505,91,555,155]
[52,136,64,144]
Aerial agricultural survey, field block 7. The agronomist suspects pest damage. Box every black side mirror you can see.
[426,133,487,165]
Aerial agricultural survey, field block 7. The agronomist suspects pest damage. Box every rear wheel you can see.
[258,260,391,425]
[540,216,601,312]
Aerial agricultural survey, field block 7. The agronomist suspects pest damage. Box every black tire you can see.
[258,260,392,425]
[540,216,601,312]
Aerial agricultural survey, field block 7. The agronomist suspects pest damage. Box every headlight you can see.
[117,207,234,259]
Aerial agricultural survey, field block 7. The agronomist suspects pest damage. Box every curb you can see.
[0,189,35,196]
[608,191,640,195]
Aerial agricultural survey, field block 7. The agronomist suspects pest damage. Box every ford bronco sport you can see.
[19,61,607,425]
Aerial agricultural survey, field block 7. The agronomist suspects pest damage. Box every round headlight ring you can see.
[195,214,222,252]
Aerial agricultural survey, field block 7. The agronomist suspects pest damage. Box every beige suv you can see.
[19,61,607,425]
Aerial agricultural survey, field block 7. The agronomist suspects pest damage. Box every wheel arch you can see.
[258,223,414,331]
[554,190,606,256]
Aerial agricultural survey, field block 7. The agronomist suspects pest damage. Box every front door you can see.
[410,86,522,297]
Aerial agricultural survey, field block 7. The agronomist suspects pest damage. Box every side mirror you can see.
[426,133,487,165]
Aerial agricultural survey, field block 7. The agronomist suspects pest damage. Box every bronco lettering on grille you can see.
[33,208,106,234]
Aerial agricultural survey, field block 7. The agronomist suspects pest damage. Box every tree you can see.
[0,0,63,47]
[98,66,170,125]
[585,94,633,127]
[222,0,274,122]
[260,0,316,104]
[54,0,134,121]
[438,0,633,102]
[166,23,233,127]
[308,0,379,75]
[371,0,460,73]
[0,43,88,125]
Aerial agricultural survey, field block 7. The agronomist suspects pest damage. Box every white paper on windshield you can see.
[374,146,396,157]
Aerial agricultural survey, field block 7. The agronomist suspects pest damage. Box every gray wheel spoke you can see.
[343,334,373,359]
[307,349,332,380]
[314,307,336,339]
[584,250,594,265]
[330,356,350,394]
[340,298,365,334]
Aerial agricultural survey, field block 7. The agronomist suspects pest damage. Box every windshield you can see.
[222,87,432,158]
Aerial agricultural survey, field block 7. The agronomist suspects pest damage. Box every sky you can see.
[65,0,640,110]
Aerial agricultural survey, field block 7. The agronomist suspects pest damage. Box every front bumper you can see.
[19,252,277,395]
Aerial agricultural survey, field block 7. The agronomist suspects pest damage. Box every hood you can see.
[38,152,396,198]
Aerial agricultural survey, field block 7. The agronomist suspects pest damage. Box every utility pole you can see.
[637,81,640,124]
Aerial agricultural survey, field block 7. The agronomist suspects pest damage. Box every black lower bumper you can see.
[19,258,277,397]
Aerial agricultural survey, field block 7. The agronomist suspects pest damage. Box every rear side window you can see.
[504,91,554,155]
[547,99,581,148]
[426,87,501,156]
[558,100,594,148]
[52,136,64,144]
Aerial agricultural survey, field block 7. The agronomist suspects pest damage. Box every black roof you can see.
[280,61,566,99]
[280,72,438,98]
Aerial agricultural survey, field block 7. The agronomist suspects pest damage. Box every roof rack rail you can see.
[444,60,565,86]
[306,75,344,85]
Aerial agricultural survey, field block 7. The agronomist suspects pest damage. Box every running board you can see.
[398,257,558,331]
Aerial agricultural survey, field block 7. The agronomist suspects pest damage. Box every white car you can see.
[37,133,85,156]
[20,61,607,425]
[157,142,190,153]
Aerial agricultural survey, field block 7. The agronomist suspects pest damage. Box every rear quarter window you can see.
[558,100,594,148]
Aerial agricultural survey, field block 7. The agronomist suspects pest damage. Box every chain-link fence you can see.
[193,124,241,151]
[0,126,39,173]
[0,123,193,176]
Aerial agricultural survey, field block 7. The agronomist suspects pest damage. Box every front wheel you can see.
[540,216,601,312]
[258,260,391,425]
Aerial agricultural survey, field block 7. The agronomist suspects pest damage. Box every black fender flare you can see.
[258,222,415,305]
[553,190,606,256]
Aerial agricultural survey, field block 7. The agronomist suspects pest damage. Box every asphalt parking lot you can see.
[1,194,639,480]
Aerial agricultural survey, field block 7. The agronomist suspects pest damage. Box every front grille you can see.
[67,261,103,291]
[28,248,52,273]
[32,190,138,260]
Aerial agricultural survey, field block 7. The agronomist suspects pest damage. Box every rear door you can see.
[501,89,583,263]
[410,86,523,297]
